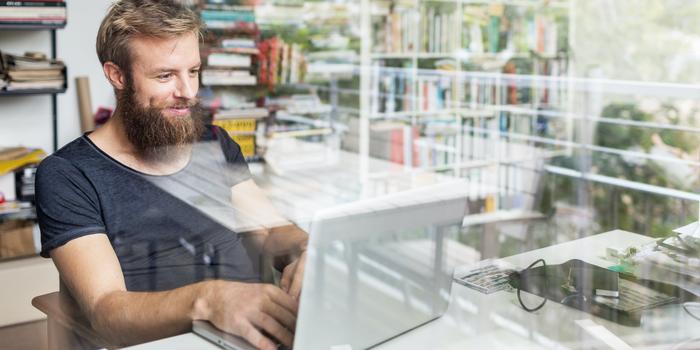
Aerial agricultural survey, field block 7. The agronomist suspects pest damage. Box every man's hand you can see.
[201,281,298,350]
[280,250,307,299]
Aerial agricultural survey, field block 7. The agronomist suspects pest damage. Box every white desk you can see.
[127,230,700,350]
[251,138,504,229]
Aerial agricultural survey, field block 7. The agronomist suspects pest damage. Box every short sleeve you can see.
[213,125,252,186]
[36,156,106,257]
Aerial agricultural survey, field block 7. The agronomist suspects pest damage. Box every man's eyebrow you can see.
[148,64,201,74]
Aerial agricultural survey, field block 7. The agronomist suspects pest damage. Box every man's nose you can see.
[175,75,196,100]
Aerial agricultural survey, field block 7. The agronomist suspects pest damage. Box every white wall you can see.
[0,0,115,153]
[0,0,114,327]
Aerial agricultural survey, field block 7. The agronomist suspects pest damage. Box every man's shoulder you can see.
[37,136,98,173]
[200,124,224,142]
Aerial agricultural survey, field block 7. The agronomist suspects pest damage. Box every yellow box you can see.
[230,134,256,158]
[213,118,257,133]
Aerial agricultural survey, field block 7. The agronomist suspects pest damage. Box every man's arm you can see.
[230,179,309,297]
[51,234,297,349]
[230,179,308,255]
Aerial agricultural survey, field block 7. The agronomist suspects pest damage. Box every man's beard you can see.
[116,82,205,163]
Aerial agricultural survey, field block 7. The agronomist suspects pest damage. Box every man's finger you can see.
[262,299,297,331]
[265,284,299,314]
[289,254,306,299]
[253,312,294,348]
[240,321,277,350]
[280,262,295,292]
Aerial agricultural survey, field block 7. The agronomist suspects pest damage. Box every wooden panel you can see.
[0,256,58,326]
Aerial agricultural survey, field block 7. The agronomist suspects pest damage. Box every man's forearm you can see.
[266,224,308,270]
[88,280,215,347]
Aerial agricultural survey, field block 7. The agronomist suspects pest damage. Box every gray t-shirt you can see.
[36,125,261,291]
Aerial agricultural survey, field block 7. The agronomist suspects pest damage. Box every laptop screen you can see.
[294,182,468,349]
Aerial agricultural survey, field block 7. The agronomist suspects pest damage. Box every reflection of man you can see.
[35,1,306,349]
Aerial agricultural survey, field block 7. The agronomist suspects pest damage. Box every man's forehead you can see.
[129,33,200,70]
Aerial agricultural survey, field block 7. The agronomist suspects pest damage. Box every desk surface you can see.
[126,230,700,350]
[250,138,504,228]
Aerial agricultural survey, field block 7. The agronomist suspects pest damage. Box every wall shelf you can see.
[0,26,65,151]
[0,23,66,30]
[0,88,66,96]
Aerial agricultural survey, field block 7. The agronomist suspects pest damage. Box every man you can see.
[35,1,306,349]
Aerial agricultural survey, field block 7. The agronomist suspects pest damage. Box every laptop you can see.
[194,180,469,349]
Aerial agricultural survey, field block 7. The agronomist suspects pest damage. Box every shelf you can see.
[371,52,458,59]
[0,87,66,96]
[370,108,495,120]
[371,51,533,60]
[0,206,36,221]
[460,0,569,9]
[267,128,333,139]
[0,23,66,30]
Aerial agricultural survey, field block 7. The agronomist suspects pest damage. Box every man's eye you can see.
[190,69,199,76]
[157,73,172,80]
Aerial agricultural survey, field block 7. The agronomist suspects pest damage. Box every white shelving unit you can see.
[358,0,574,212]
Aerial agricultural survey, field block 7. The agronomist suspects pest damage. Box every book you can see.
[0,6,66,18]
[0,147,31,161]
[200,9,255,23]
[0,1,66,7]
[213,118,256,132]
[221,38,256,48]
[207,52,251,68]
[201,20,257,32]
[1,51,64,70]
[215,107,268,119]
[0,18,64,25]
[201,69,256,86]
[5,78,63,90]
[0,51,65,90]
[230,134,256,159]
[0,148,44,175]
[6,68,62,80]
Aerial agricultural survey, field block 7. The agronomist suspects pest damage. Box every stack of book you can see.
[257,36,306,89]
[343,119,419,166]
[264,95,334,140]
[256,36,280,89]
[0,146,45,203]
[199,2,258,87]
[371,61,454,114]
[372,3,417,54]
[212,107,268,161]
[0,0,66,27]
[0,51,65,91]
[419,4,459,54]
[200,4,255,31]
[278,41,305,85]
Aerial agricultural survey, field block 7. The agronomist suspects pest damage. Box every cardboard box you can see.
[0,220,36,259]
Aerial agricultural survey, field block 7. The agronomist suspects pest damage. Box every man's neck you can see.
[87,111,192,176]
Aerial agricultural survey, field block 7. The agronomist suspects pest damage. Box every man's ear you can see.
[103,61,127,90]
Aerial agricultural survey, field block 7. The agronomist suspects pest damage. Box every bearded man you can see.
[34,1,306,349]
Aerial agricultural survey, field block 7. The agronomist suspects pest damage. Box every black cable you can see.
[683,302,700,322]
[517,258,547,312]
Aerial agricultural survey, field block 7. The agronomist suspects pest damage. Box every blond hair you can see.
[96,0,202,73]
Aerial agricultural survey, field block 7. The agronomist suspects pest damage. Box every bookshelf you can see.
[0,27,67,152]
[0,23,65,30]
[0,2,67,265]
[0,87,66,96]
[196,1,352,162]
[358,0,573,211]
[257,1,358,159]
